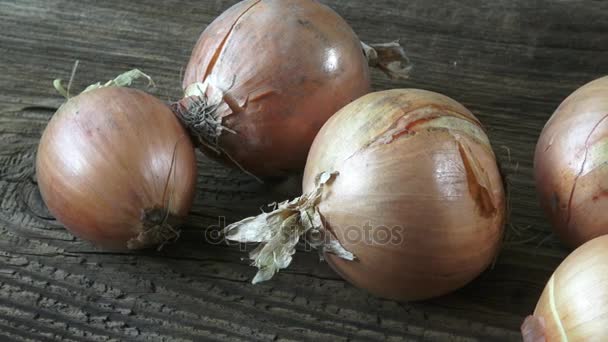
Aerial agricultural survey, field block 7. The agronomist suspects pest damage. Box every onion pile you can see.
[37,75,198,250]
[535,76,608,248]
[522,235,608,341]
[175,0,411,178]
[226,89,506,300]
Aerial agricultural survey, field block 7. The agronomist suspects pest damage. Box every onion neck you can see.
[54,67,154,99]
[224,171,355,284]
[127,206,183,250]
[361,41,412,80]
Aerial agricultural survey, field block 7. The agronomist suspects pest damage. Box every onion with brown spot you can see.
[175,0,410,178]
[522,235,608,341]
[226,89,506,300]
[36,87,198,250]
[534,76,608,248]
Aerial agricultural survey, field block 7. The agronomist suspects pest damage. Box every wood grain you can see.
[0,0,606,340]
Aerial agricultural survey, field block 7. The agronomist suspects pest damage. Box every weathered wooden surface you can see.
[0,0,606,340]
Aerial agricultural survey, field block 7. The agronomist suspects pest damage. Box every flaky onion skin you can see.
[531,235,608,341]
[180,0,371,177]
[303,89,506,301]
[36,87,198,250]
[534,76,608,248]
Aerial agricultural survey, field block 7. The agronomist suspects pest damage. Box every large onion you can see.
[521,235,608,341]
[226,89,506,300]
[37,79,198,250]
[534,76,608,248]
[175,0,410,178]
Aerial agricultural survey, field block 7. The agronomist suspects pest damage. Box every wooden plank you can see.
[0,0,606,340]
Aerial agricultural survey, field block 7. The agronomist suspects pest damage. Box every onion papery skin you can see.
[532,235,608,341]
[534,76,608,248]
[179,0,371,177]
[303,89,506,300]
[36,87,198,250]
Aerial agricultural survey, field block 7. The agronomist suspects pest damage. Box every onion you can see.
[522,235,608,341]
[175,0,411,178]
[37,73,198,250]
[225,89,506,300]
[534,76,608,248]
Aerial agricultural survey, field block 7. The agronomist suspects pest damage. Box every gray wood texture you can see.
[0,0,606,340]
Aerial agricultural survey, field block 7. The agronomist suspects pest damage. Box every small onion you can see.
[37,86,198,250]
[522,235,608,341]
[175,0,410,177]
[534,76,608,248]
[226,89,506,300]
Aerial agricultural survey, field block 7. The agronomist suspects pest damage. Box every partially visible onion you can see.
[37,77,198,250]
[522,235,608,341]
[534,76,608,248]
[175,0,411,178]
[226,89,506,300]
